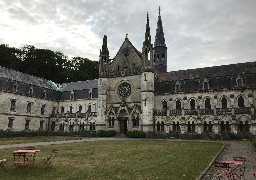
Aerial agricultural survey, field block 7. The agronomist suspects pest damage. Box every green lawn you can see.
[0,137,80,145]
[0,140,223,180]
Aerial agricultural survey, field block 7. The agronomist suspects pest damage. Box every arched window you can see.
[61,106,64,113]
[238,121,244,132]
[161,51,165,59]
[176,100,181,110]
[51,122,55,131]
[79,105,82,113]
[238,96,245,108]
[245,121,250,133]
[161,122,164,131]
[156,51,159,60]
[87,105,91,113]
[69,106,73,113]
[205,98,211,109]
[187,121,191,132]
[190,99,195,110]
[162,100,167,110]
[156,121,161,131]
[221,97,227,109]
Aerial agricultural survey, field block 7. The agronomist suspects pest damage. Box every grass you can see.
[0,140,223,180]
[0,137,80,145]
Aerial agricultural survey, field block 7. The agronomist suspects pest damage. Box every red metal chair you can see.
[0,159,7,171]
[13,152,28,172]
[213,162,234,179]
[232,156,246,178]
[43,149,58,168]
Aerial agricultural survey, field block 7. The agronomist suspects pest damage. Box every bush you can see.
[97,130,116,137]
[126,130,146,138]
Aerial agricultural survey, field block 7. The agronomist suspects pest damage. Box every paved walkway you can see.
[0,137,130,149]
[203,141,256,180]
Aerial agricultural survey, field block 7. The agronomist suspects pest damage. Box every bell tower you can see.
[153,6,167,73]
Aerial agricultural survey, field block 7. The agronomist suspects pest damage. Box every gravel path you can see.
[203,141,256,180]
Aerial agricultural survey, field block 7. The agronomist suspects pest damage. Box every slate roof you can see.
[157,61,256,81]
[62,80,98,91]
[155,61,256,95]
[0,66,52,89]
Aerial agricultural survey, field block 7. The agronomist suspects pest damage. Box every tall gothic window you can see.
[176,100,181,110]
[109,117,115,127]
[27,102,32,113]
[190,99,195,110]
[69,106,73,113]
[41,104,46,115]
[205,98,211,109]
[8,118,14,129]
[79,105,82,113]
[132,116,139,127]
[61,106,64,113]
[87,105,91,113]
[25,119,30,130]
[221,97,228,109]
[238,96,245,108]
[162,100,167,110]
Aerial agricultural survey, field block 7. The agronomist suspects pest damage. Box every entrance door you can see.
[119,118,128,134]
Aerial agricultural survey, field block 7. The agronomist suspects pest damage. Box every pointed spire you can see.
[99,35,109,77]
[101,35,109,58]
[145,12,151,43]
[155,6,165,47]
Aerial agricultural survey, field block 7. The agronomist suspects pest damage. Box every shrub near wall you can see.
[126,130,146,138]
[97,130,116,137]
[0,130,98,138]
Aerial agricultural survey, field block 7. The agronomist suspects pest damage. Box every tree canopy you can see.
[0,44,98,83]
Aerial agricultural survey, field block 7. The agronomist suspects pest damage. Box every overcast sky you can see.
[0,0,256,71]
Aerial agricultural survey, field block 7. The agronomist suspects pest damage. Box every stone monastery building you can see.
[1,9,256,135]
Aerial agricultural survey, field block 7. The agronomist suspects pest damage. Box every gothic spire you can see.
[154,6,165,47]
[144,12,151,43]
[99,35,109,77]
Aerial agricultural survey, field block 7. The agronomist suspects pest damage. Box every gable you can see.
[108,38,143,77]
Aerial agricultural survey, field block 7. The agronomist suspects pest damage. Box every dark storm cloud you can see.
[0,0,256,71]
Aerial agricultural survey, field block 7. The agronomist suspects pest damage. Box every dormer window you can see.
[42,91,46,99]
[88,89,92,99]
[175,81,181,92]
[236,75,243,87]
[203,78,209,90]
[28,86,33,95]
[70,91,74,100]
[13,83,18,92]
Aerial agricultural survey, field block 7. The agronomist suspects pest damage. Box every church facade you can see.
[1,9,256,135]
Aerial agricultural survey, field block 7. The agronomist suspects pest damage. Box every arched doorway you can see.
[118,109,129,134]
